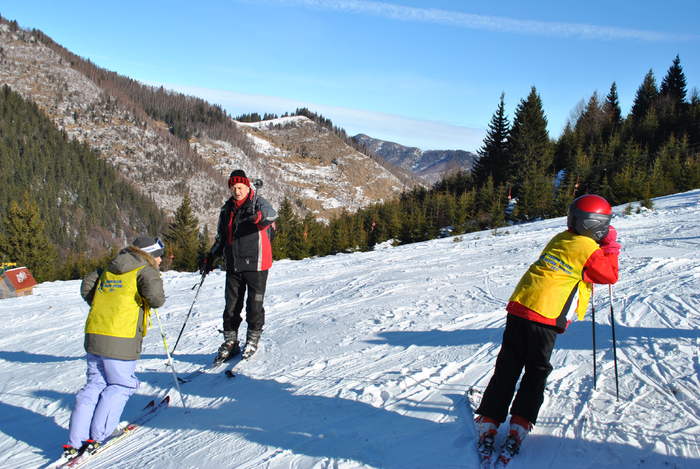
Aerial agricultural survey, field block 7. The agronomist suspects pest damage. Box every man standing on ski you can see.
[200,169,277,363]
[63,236,165,461]
[474,194,620,468]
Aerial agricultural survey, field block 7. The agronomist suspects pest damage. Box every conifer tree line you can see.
[273,56,700,261]
[0,85,165,281]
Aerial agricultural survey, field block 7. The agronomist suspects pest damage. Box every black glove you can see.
[199,254,214,275]
[240,209,261,224]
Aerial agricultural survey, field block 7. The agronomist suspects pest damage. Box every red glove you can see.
[600,225,617,245]
[602,242,621,256]
[600,226,621,255]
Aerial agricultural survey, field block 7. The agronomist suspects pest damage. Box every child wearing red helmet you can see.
[473,194,620,468]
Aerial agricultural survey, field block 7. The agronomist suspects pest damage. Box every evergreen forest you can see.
[0,85,164,281]
[272,56,700,261]
[2,49,700,279]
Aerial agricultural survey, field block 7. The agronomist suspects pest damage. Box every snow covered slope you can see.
[1,191,699,469]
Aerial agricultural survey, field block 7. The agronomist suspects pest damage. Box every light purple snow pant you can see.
[67,353,139,448]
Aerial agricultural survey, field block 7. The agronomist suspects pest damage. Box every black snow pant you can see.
[223,270,268,333]
[476,314,558,425]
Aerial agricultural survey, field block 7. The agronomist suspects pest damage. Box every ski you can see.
[223,354,245,378]
[176,361,226,383]
[493,426,526,469]
[47,395,170,469]
[177,345,244,383]
[466,387,495,469]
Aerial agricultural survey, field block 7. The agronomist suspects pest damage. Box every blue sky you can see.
[2,1,699,151]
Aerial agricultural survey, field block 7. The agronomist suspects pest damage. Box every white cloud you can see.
[150,82,485,151]
[272,0,697,42]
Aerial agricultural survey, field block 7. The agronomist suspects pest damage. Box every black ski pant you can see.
[223,270,268,333]
[476,314,558,425]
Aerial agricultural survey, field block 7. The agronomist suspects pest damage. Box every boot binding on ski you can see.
[475,415,499,466]
[214,339,241,364]
[62,444,80,460]
[242,329,262,359]
[83,439,101,455]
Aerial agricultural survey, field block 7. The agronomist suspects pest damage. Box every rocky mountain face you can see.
[0,19,411,245]
[194,116,412,222]
[0,22,227,235]
[353,134,479,184]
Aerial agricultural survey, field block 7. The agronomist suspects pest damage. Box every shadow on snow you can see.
[366,323,699,352]
[17,366,700,468]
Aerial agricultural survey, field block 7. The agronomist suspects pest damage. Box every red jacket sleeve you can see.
[582,248,619,284]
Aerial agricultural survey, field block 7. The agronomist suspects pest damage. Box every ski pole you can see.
[609,284,620,401]
[170,272,206,356]
[591,301,597,390]
[154,308,188,410]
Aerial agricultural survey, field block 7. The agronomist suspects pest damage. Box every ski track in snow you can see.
[1,190,699,468]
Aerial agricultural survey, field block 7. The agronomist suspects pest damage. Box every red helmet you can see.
[567,194,612,241]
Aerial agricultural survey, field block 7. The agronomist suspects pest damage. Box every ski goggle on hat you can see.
[133,236,165,258]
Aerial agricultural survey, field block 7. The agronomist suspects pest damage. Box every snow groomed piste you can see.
[1,190,699,468]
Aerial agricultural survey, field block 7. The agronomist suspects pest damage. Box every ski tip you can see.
[142,399,156,410]
[162,395,171,404]
[225,370,236,378]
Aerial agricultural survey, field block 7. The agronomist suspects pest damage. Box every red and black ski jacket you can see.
[210,189,277,272]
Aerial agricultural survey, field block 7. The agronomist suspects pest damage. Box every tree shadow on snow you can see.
[0,350,82,363]
[557,322,700,351]
[366,328,504,348]
[0,400,66,462]
[517,432,698,469]
[32,389,160,417]
[22,371,700,468]
[135,372,475,468]
[367,323,699,352]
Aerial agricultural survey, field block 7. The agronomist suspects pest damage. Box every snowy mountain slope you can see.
[0,190,699,468]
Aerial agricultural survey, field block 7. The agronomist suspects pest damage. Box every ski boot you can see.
[242,329,262,359]
[495,416,531,468]
[61,444,80,460]
[83,439,101,455]
[214,330,240,365]
[474,415,499,468]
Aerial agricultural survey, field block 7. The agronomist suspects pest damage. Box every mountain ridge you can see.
[0,16,416,252]
[353,133,478,184]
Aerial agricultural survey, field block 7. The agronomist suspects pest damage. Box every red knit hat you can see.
[228,169,250,187]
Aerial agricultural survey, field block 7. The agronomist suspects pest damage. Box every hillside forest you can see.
[272,56,700,260]
[1,53,699,279]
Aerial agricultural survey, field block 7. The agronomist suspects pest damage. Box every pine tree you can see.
[574,92,605,150]
[630,70,659,124]
[272,199,296,260]
[473,93,510,187]
[553,124,577,173]
[164,193,200,271]
[507,87,553,218]
[198,224,211,267]
[657,55,689,145]
[659,55,687,107]
[603,82,623,134]
[0,194,57,282]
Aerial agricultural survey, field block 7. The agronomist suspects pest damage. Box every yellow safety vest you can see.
[85,266,150,338]
[510,231,599,321]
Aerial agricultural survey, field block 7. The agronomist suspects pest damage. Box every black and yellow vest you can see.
[510,231,599,326]
[85,266,150,339]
